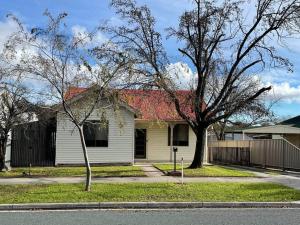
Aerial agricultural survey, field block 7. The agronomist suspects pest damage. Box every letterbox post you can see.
[173,147,178,171]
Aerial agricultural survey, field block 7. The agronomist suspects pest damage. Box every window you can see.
[83,120,108,147]
[168,124,189,146]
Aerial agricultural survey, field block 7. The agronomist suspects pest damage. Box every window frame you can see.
[168,124,189,147]
[83,120,109,148]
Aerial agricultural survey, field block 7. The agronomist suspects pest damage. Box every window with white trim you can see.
[168,124,189,146]
[83,120,108,147]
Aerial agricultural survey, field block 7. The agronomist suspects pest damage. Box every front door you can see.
[135,129,147,159]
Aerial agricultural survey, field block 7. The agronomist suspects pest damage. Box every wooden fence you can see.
[208,139,300,171]
[11,121,56,167]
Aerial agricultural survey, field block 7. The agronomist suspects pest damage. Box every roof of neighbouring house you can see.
[240,115,300,134]
[64,87,198,121]
[280,115,300,128]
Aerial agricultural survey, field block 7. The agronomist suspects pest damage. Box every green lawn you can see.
[154,164,256,177]
[0,182,299,203]
[0,166,145,178]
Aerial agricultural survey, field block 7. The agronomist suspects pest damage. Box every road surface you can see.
[0,208,299,225]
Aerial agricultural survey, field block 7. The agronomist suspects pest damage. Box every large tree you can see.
[4,12,132,190]
[103,0,300,168]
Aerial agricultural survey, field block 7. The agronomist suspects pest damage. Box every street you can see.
[0,208,299,225]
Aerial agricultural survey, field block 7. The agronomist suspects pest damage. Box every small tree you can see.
[212,102,275,140]
[4,11,132,190]
[104,0,300,168]
[0,78,34,171]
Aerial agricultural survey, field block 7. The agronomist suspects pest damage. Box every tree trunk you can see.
[189,127,207,169]
[0,137,7,171]
[77,126,92,191]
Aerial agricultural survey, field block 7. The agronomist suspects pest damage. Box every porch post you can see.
[132,122,136,165]
[170,124,174,162]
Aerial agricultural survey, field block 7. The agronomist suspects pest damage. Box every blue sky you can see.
[0,0,299,118]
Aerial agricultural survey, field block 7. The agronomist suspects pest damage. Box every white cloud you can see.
[72,25,89,40]
[266,82,300,104]
[166,62,195,89]
[258,69,300,85]
[0,18,19,51]
[72,25,107,47]
[257,69,300,104]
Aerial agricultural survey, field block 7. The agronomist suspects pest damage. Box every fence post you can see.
[264,141,267,169]
[249,140,251,166]
[282,139,285,171]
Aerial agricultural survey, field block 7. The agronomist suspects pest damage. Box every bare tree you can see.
[0,78,34,171]
[212,101,275,140]
[211,78,278,140]
[103,0,300,168]
[4,11,132,190]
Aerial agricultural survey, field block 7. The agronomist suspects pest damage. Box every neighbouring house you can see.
[225,115,300,148]
[208,116,300,171]
[10,88,209,166]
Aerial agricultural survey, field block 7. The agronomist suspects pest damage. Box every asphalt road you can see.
[0,208,300,225]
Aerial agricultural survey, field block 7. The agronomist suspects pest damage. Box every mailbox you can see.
[167,146,182,176]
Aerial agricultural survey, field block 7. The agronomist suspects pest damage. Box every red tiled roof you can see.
[120,89,195,121]
[64,87,88,100]
[64,87,199,121]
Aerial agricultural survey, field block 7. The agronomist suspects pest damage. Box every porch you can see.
[134,121,209,163]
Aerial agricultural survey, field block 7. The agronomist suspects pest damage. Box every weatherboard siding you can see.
[135,122,197,161]
[55,107,135,165]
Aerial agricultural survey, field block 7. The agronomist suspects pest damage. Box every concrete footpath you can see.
[0,176,266,184]
[0,174,300,190]
[1,164,300,191]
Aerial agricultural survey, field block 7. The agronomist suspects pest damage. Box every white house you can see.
[10,88,209,166]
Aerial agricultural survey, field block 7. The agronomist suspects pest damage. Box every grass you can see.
[0,182,299,203]
[154,164,256,177]
[0,166,145,178]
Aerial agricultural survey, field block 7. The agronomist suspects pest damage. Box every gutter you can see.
[0,202,300,211]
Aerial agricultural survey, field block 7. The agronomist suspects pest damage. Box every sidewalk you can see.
[1,165,300,190]
[1,175,300,191]
[0,176,266,185]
